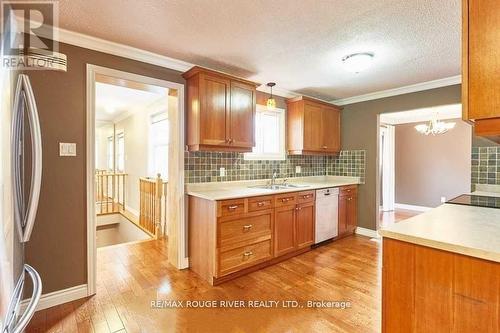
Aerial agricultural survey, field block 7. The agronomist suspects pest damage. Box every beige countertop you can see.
[185,176,360,201]
[379,203,500,263]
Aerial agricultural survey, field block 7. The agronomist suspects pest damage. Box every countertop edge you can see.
[380,230,500,263]
[186,181,360,201]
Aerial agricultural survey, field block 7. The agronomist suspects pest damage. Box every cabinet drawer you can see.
[218,199,245,217]
[274,193,297,207]
[340,185,357,196]
[297,190,315,204]
[219,240,272,276]
[219,211,272,249]
[248,195,274,212]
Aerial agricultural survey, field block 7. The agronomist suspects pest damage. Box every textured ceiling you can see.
[59,0,461,100]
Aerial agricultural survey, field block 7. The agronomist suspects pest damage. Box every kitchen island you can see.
[379,203,500,332]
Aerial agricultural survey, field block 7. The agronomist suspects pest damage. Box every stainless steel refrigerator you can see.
[0,70,43,332]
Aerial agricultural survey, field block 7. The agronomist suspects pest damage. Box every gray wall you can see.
[394,119,472,207]
[341,84,462,230]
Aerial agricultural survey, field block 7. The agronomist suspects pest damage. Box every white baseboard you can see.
[394,203,432,212]
[21,284,88,312]
[355,227,379,238]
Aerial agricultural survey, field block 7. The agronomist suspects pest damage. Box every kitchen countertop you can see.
[185,176,360,201]
[379,203,500,263]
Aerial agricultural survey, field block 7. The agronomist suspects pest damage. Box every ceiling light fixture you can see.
[414,114,456,135]
[342,52,375,73]
[266,82,276,110]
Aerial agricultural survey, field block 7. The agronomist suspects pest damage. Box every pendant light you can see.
[266,82,276,110]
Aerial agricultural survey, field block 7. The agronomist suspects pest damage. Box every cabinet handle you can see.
[282,198,292,203]
[229,138,233,143]
[228,205,239,210]
[295,206,302,210]
[243,224,253,231]
[257,202,265,207]
[302,195,310,199]
[347,197,352,201]
[322,146,327,149]
[243,251,253,258]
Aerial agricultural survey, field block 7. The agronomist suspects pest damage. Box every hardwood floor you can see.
[379,208,421,226]
[26,235,381,333]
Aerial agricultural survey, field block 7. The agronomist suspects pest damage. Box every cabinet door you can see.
[229,81,255,148]
[303,102,323,151]
[296,202,314,248]
[338,195,348,236]
[467,0,500,120]
[321,107,340,153]
[274,205,296,257]
[200,74,230,146]
[346,194,357,234]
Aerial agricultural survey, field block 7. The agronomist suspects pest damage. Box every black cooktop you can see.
[446,194,500,209]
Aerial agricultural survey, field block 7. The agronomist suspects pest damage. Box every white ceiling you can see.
[59,0,461,101]
[380,103,462,125]
[95,82,166,122]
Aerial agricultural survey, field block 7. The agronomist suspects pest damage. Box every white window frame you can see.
[115,131,125,172]
[245,105,286,161]
[106,135,114,171]
[148,110,169,179]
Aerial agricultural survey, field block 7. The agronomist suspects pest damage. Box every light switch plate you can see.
[59,143,77,156]
[295,166,302,174]
[219,167,225,177]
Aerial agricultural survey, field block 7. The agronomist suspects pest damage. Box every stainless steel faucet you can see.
[271,170,278,186]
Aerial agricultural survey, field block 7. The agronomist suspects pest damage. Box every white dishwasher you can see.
[315,187,339,244]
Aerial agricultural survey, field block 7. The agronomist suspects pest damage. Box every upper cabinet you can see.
[462,0,500,138]
[183,66,258,152]
[287,96,341,155]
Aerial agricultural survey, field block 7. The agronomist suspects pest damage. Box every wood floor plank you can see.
[27,235,381,332]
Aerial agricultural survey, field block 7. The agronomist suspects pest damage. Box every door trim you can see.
[86,64,186,296]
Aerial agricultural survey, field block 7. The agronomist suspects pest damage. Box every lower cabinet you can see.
[296,202,315,249]
[338,185,358,237]
[188,185,356,285]
[274,204,297,257]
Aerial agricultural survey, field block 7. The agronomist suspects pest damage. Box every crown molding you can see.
[332,75,462,106]
[57,27,194,72]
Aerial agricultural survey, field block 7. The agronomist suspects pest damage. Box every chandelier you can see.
[414,115,456,135]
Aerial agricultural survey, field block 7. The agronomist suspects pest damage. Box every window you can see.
[149,112,169,179]
[106,136,114,170]
[116,132,125,172]
[244,105,286,160]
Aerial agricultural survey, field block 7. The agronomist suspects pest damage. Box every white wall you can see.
[115,97,168,214]
[95,122,114,170]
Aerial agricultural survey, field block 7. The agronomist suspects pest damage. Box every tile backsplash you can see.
[184,150,366,184]
[471,146,500,187]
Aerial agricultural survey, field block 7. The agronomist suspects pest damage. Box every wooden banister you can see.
[139,174,167,238]
[95,171,127,215]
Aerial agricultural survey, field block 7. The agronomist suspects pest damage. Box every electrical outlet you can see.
[219,167,226,177]
[440,196,446,203]
[295,166,301,174]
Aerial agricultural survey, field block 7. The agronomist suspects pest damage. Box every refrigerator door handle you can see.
[9,265,42,333]
[12,74,42,243]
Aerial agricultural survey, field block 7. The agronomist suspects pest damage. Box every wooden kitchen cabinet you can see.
[338,185,358,238]
[189,189,320,285]
[183,66,258,152]
[462,0,500,139]
[382,238,500,333]
[295,201,315,249]
[287,96,341,155]
[274,204,296,257]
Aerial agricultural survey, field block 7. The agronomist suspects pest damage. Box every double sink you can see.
[248,183,310,190]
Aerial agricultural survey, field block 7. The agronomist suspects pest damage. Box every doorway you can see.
[377,104,471,228]
[86,65,186,296]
